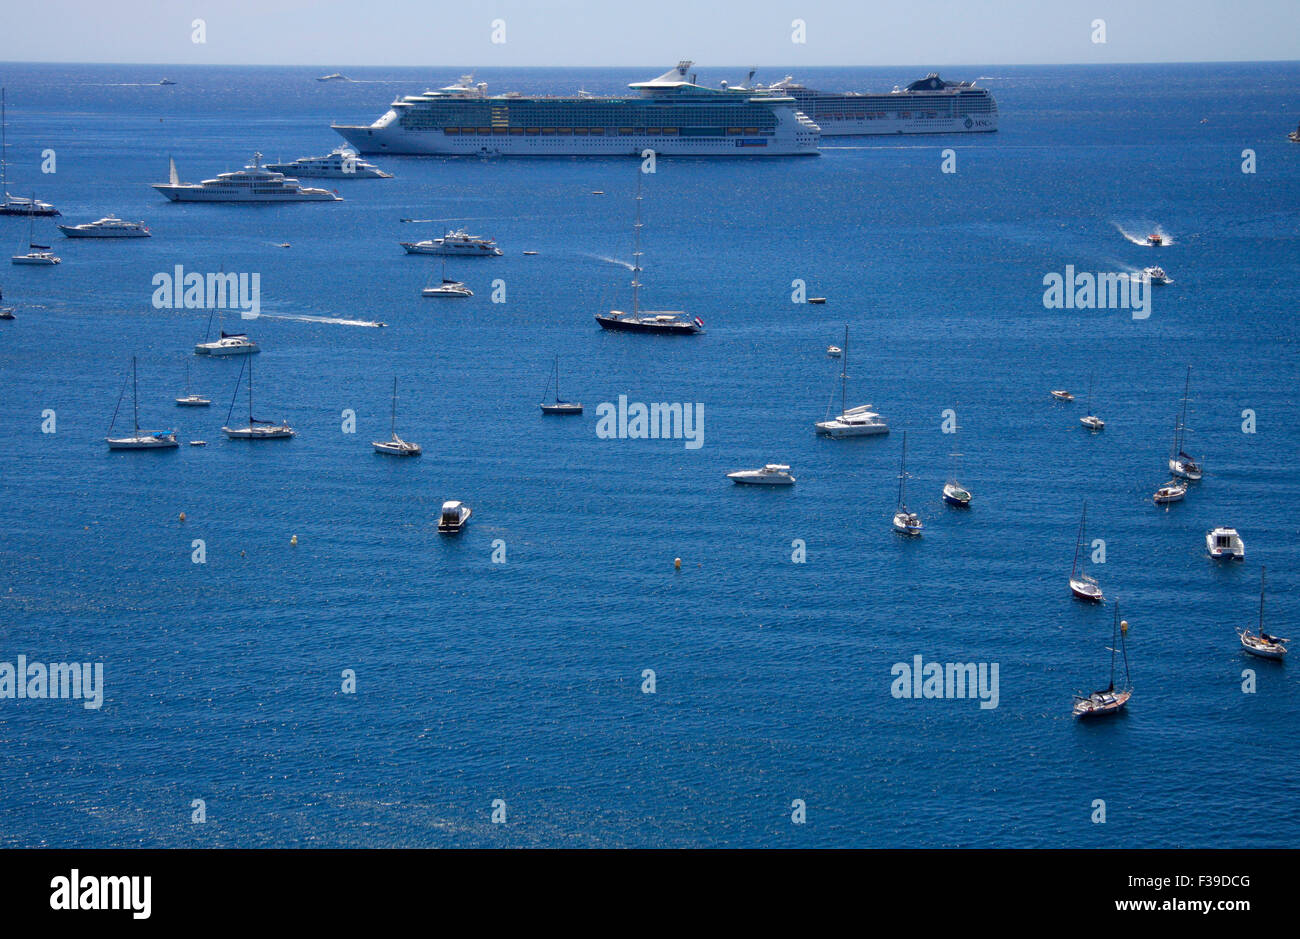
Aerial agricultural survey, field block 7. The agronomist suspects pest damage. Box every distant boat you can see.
[58,216,150,238]
[1290,123,1300,143]
[1146,231,1164,246]
[106,357,179,450]
[1069,500,1103,602]
[372,377,421,455]
[317,73,349,82]
[154,153,341,202]
[401,229,501,256]
[539,356,582,415]
[1073,604,1132,718]
[892,431,923,535]
[438,500,472,533]
[1050,389,1073,402]
[266,148,392,178]
[1238,568,1288,660]
[158,79,176,86]
[816,326,887,437]
[942,451,971,507]
[826,345,841,358]
[221,357,294,439]
[1152,480,1187,505]
[195,331,259,355]
[0,285,14,319]
[1168,366,1202,480]
[175,361,210,407]
[727,463,796,486]
[422,261,472,297]
[807,296,827,304]
[1143,265,1171,285]
[595,173,701,335]
[1080,374,1104,431]
[1206,526,1245,560]
[0,90,59,216]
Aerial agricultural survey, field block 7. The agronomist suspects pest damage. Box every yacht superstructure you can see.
[153,153,342,202]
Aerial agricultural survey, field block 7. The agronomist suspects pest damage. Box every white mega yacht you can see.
[153,153,341,202]
[266,148,392,178]
[58,216,151,238]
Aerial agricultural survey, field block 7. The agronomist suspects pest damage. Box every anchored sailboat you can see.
[942,451,972,507]
[595,172,701,335]
[0,90,59,216]
[372,377,421,455]
[1238,567,1288,660]
[815,325,888,437]
[106,357,179,449]
[1080,373,1104,431]
[222,357,294,439]
[892,431,923,535]
[539,356,582,415]
[1069,500,1103,602]
[1073,604,1132,718]
[1169,366,1202,480]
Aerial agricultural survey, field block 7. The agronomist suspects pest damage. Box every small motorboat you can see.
[1206,526,1244,560]
[1152,480,1187,505]
[176,394,210,407]
[0,308,13,320]
[1050,390,1073,402]
[438,500,472,534]
[189,440,206,446]
[1238,567,1287,660]
[826,345,842,358]
[807,297,827,304]
[1146,231,1164,246]
[1290,123,1300,143]
[522,250,539,255]
[1143,266,1171,285]
[727,464,796,486]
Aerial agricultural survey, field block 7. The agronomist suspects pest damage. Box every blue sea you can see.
[0,61,1297,848]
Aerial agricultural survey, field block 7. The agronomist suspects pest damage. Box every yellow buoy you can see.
[291,534,298,546]
[674,557,682,570]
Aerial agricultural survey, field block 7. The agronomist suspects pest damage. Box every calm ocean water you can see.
[0,61,1297,848]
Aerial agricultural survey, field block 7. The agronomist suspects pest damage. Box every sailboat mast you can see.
[131,356,140,435]
[390,376,397,435]
[1260,566,1266,632]
[1072,501,1087,577]
[631,172,643,316]
[897,431,907,508]
[247,356,254,424]
[553,355,560,401]
[1,88,7,196]
[1109,605,1119,689]
[1120,611,1131,687]
[840,325,848,416]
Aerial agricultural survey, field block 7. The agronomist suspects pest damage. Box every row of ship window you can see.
[434,127,778,136]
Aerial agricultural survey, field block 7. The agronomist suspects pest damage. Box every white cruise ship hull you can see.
[816,114,997,137]
[335,117,818,157]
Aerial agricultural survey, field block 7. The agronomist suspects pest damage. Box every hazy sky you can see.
[1,0,1296,66]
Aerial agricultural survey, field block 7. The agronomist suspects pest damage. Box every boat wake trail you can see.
[580,253,634,270]
[256,313,385,328]
[1114,222,1175,246]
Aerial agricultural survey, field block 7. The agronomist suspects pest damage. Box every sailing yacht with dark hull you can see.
[539,357,582,415]
[1168,366,1203,481]
[595,173,701,335]
[1069,501,1103,603]
[1073,604,1133,718]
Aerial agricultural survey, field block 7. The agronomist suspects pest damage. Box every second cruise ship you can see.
[757,72,998,136]
[332,62,820,157]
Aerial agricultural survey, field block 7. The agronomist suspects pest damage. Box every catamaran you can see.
[1069,501,1103,602]
[1073,604,1133,718]
[1238,568,1288,660]
[539,356,582,415]
[595,173,701,335]
[0,90,59,216]
[222,358,294,439]
[1169,367,1202,480]
[815,326,888,437]
[11,213,60,264]
[1080,374,1104,431]
[892,431,923,535]
[106,357,179,449]
[372,377,421,455]
[1206,526,1245,560]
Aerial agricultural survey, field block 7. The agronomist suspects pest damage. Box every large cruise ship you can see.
[331,62,820,157]
[757,72,997,136]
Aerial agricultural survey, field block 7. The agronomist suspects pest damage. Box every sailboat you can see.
[595,172,701,335]
[0,90,59,216]
[892,431,923,535]
[175,361,211,406]
[1079,373,1104,431]
[422,260,472,297]
[942,451,972,507]
[539,356,582,415]
[372,377,421,455]
[194,307,258,355]
[1238,567,1288,660]
[105,357,179,449]
[221,358,294,439]
[1072,603,1132,718]
[0,285,14,319]
[1168,366,1202,480]
[815,325,888,437]
[1069,500,1103,602]
[10,211,61,264]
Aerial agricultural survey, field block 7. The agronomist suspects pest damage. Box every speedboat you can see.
[1152,480,1187,505]
[727,464,796,486]
[807,297,827,304]
[176,393,210,407]
[1050,390,1073,401]
[1146,231,1164,246]
[401,229,501,256]
[438,500,472,533]
[317,73,349,82]
[195,332,259,356]
[1206,526,1244,560]
[58,216,150,238]
[265,148,392,179]
[158,78,176,86]
[1143,266,1171,285]
[153,153,341,202]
